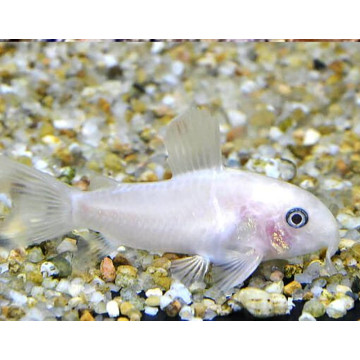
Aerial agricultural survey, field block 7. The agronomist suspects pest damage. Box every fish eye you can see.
[286,208,308,228]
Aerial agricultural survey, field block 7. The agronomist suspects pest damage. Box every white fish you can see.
[0,108,340,290]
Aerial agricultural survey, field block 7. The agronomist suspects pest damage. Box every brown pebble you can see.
[112,254,131,266]
[284,281,302,296]
[226,126,246,142]
[163,253,180,261]
[165,300,182,317]
[193,302,207,318]
[80,310,95,321]
[100,257,116,282]
[73,176,90,191]
[284,264,303,278]
[152,257,171,270]
[303,291,314,301]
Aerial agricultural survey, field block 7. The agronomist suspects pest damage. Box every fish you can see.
[0,108,340,291]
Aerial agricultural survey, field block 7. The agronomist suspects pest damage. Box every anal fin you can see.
[212,249,262,292]
[171,255,210,286]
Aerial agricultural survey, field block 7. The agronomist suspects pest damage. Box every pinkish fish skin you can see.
[0,108,340,290]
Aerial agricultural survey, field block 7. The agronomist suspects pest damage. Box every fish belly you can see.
[73,172,238,257]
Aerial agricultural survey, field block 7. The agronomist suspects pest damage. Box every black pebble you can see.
[313,59,327,70]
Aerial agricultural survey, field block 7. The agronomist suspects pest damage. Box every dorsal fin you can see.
[164,108,223,176]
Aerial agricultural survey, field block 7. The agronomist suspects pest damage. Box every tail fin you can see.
[0,156,79,248]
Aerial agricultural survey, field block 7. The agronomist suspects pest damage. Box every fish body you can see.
[0,108,340,290]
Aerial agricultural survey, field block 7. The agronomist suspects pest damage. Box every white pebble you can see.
[269,127,283,141]
[179,305,194,321]
[168,282,192,304]
[336,213,360,230]
[303,128,321,146]
[103,54,117,68]
[22,307,46,321]
[31,286,44,298]
[162,95,175,106]
[0,263,9,274]
[227,109,247,127]
[40,262,59,277]
[42,277,59,289]
[94,301,107,315]
[326,299,348,319]
[151,42,164,53]
[159,293,173,310]
[53,119,76,130]
[172,61,184,76]
[90,291,105,304]
[106,300,120,318]
[144,306,159,316]
[298,312,316,321]
[265,281,284,294]
[145,288,163,298]
[68,278,85,297]
[56,279,70,294]
[9,289,27,306]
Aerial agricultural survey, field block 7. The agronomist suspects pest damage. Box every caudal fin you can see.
[0,156,79,248]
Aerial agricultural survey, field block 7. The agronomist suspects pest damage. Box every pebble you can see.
[233,287,288,317]
[106,300,120,318]
[179,305,195,321]
[337,213,360,230]
[166,282,192,305]
[57,238,78,253]
[94,301,107,315]
[80,310,95,321]
[302,299,326,318]
[27,247,44,263]
[303,128,321,146]
[41,262,59,277]
[120,301,135,316]
[298,312,316,321]
[264,281,284,294]
[144,306,159,316]
[145,287,163,298]
[165,299,182,317]
[100,257,116,282]
[56,279,70,294]
[89,291,105,304]
[68,278,85,297]
[145,295,161,307]
[284,281,302,296]
[326,299,348,319]
[8,289,27,306]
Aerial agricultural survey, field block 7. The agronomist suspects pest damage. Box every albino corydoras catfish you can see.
[0,108,340,290]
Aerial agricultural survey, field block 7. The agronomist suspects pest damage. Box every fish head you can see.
[250,177,340,262]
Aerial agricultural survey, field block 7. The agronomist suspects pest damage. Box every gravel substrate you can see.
[0,41,360,321]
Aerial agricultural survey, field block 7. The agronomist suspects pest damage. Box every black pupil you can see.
[291,213,303,225]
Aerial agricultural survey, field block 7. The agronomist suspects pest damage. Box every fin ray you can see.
[0,156,78,248]
[171,255,210,285]
[164,108,223,176]
[212,250,262,291]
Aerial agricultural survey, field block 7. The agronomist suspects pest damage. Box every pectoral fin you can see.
[212,249,262,291]
[171,255,210,285]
